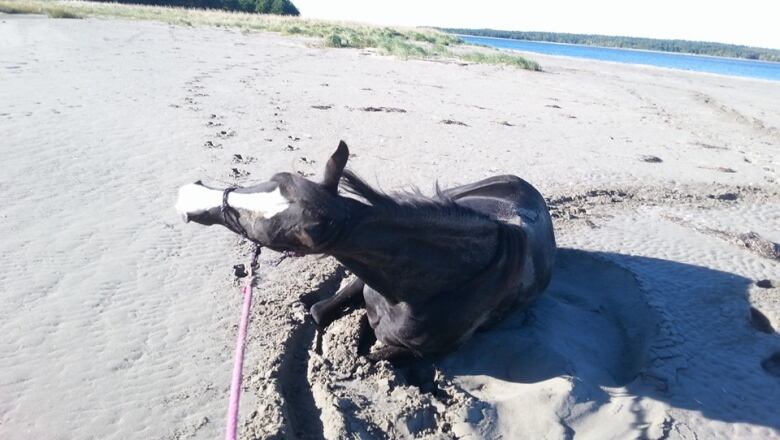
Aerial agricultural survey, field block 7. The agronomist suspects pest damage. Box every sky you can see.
[294,0,780,49]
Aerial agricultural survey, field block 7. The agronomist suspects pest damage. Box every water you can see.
[459,35,780,81]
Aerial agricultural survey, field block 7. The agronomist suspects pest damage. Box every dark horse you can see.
[176,142,556,361]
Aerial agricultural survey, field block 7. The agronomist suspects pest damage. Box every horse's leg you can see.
[310,277,365,329]
[367,345,417,364]
[356,313,376,356]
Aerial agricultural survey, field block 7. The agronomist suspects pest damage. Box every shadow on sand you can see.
[439,248,780,430]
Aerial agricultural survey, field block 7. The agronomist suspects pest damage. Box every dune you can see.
[0,13,778,440]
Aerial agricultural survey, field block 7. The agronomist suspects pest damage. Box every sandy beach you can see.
[1,14,778,439]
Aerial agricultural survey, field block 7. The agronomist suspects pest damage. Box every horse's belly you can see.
[363,285,501,356]
[364,287,479,355]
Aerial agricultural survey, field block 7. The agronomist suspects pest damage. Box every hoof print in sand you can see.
[699,165,737,173]
[710,192,739,201]
[216,129,236,139]
[440,119,469,126]
[640,155,663,163]
[693,141,729,151]
[360,106,407,113]
[203,140,222,149]
[230,167,250,178]
[232,154,256,164]
[312,104,333,110]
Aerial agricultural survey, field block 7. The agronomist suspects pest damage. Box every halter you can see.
[222,186,309,263]
[219,187,264,440]
[221,187,250,239]
[221,187,262,266]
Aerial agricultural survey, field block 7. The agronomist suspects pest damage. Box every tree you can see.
[91,0,300,16]
[256,0,299,15]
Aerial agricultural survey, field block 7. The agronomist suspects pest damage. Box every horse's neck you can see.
[332,209,500,301]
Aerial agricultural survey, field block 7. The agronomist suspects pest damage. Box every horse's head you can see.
[175,141,354,254]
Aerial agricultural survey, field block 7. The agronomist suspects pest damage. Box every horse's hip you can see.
[443,174,548,217]
[445,174,557,293]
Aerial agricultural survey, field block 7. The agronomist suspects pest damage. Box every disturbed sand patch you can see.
[237,183,780,439]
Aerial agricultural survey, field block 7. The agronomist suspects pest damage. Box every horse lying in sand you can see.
[175,141,556,362]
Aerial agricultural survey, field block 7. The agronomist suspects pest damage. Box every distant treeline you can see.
[90,0,300,15]
[442,28,780,62]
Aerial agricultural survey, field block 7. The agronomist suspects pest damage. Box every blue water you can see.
[459,35,780,81]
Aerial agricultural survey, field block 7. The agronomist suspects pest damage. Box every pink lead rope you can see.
[225,263,255,440]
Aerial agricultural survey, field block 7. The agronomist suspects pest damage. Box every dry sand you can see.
[1,14,779,440]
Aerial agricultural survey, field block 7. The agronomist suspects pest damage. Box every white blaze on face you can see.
[175,184,290,220]
[230,188,290,217]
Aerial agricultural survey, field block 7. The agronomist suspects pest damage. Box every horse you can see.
[175,141,556,362]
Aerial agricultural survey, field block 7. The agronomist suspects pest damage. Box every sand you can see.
[1,13,778,440]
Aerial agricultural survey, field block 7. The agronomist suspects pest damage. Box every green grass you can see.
[461,51,542,71]
[47,7,81,18]
[0,0,541,70]
[0,0,81,17]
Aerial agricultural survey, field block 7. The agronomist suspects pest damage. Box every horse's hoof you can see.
[309,301,326,327]
[314,327,324,355]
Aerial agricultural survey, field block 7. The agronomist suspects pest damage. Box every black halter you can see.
[221,187,248,237]
[222,187,262,269]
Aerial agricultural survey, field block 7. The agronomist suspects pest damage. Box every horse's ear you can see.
[322,140,349,193]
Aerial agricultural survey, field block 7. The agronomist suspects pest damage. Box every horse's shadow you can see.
[439,248,780,430]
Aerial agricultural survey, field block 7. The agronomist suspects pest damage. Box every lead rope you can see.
[222,186,261,440]
[225,245,260,440]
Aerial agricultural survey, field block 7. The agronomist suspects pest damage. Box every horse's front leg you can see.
[367,345,417,364]
[310,277,365,329]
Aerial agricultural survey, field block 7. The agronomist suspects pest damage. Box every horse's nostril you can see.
[194,180,203,186]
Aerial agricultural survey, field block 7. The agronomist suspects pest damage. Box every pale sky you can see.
[294,0,780,49]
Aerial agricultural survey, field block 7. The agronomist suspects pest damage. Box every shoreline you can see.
[511,47,780,85]
[457,33,780,64]
[458,35,780,82]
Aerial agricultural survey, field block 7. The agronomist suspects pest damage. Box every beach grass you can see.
[460,51,542,71]
[0,0,82,18]
[0,0,541,70]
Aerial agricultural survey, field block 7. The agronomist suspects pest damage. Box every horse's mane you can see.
[339,170,491,221]
[338,169,527,307]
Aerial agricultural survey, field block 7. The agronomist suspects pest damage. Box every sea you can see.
[459,35,780,81]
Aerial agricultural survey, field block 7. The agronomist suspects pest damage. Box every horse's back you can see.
[364,175,557,356]
[442,175,547,219]
[444,175,556,299]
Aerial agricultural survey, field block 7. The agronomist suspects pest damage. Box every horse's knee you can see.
[310,279,367,328]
